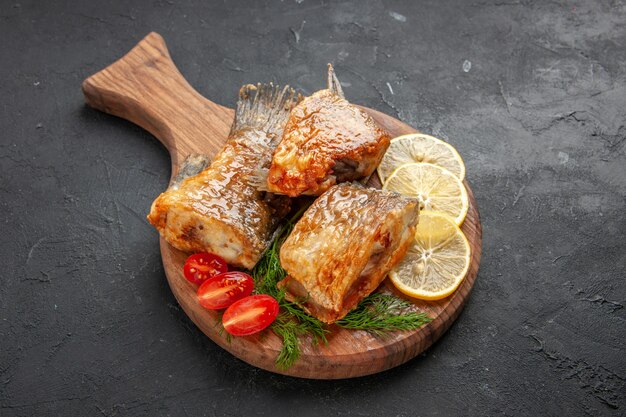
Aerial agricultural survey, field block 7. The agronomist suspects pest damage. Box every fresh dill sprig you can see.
[271,311,324,369]
[336,293,433,337]
[252,234,287,297]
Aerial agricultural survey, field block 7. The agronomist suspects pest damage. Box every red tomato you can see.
[196,271,254,310]
[183,252,228,285]
[222,295,279,336]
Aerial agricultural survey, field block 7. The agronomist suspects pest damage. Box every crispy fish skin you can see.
[266,66,391,197]
[147,84,296,269]
[278,183,420,324]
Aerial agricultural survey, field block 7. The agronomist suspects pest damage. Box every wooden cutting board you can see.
[82,32,482,379]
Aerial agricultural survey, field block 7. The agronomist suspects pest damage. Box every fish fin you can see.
[233,83,300,192]
[231,83,298,139]
[327,63,345,98]
[169,154,211,190]
[247,165,271,192]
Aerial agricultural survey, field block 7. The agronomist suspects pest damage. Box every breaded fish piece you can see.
[278,183,420,323]
[265,65,391,197]
[147,84,297,269]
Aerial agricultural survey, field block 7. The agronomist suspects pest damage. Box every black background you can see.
[1,1,625,416]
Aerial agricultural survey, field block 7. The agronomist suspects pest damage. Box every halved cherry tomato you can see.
[196,271,254,310]
[183,252,228,285]
[222,294,279,336]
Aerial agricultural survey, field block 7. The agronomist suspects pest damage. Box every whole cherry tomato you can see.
[222,295,279,336]
[197,271,254,310]
[183,252,228,285]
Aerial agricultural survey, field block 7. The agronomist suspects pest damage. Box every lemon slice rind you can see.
[382,162,469,226]
[389,211,471,301]
[377,133,466,183]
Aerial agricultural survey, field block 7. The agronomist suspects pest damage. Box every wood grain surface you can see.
[82,32,482,379]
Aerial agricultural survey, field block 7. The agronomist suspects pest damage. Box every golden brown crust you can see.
[278,183,420,323]
[267,90,391,197]
[147,133,282,268]
[147,84,296,269]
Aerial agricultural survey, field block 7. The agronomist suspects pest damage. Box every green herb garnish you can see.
[337,293,432,335]
[246,204,432,369]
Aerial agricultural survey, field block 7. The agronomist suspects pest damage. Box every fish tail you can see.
[234,83,299,192]
[327,63,345,98]
[231,83,298,138]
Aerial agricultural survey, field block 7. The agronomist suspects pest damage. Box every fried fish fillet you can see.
[278,183,420,323]
[147,84,297,269]
[265,65,391,197]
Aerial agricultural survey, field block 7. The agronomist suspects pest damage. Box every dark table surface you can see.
[1,0,624,416]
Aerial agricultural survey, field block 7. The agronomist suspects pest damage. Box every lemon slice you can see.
[389,211,471,300]
[383,162,469,225]
[377,134,466,183]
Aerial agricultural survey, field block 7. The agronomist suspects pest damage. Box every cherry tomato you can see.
[183,252,228,285]
[196,271,254,310]
[222,295,279,336]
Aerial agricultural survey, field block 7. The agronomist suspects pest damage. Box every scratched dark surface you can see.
[0,0,624,416]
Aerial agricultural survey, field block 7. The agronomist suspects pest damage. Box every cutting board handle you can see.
[82,32,233,167]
